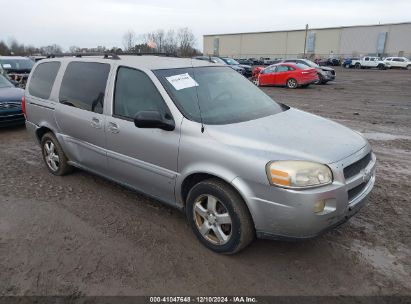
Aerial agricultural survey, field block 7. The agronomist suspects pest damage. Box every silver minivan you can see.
[24,55,376,254]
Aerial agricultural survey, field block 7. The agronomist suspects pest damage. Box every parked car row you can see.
[193,56,252,77]
[234,58,284,66]
[251,58,336,88]
[342,56,411,70]
[383,57,411,70]
[252,63,319,88]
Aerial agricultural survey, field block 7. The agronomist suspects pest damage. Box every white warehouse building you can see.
[203,22,411,59]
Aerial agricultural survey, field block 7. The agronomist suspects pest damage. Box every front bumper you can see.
[322,72,336,81]
[0,111,25,127]
[232,146,376,239]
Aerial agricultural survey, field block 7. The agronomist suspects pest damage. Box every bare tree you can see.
[122,30,136,52]
[177,27,197,57]
[69,45,80,53]
[40,44,63,55]
[8,38,25,55]
[163,30,178,54]
[0,41,10,55]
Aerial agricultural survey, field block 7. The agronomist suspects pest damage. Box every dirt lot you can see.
[0,67,410,296]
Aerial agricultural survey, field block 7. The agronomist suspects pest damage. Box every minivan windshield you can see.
[154,66,284,125]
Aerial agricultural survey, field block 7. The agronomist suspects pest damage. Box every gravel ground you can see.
[0,67,410,296]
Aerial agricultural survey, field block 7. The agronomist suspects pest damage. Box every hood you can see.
[320,66,335,72]
[231,65,244,71]
[0,86,24,102]
[239,64,252,69]
[206,108,367,164]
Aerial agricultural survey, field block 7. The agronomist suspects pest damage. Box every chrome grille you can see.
[344,153,372,180]
[0,102,21,109]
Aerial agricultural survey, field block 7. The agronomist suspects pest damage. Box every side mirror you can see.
[134,111,175,131]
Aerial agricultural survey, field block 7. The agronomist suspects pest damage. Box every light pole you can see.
[303,24,308,58]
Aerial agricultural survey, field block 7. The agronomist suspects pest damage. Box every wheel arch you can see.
[35,124,56,143]
[179,172,250,211]
[180,172,257,232]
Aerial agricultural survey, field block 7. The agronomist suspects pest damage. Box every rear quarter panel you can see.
[25,59,66,140]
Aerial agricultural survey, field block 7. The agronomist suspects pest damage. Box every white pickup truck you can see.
[351,57,387,70]
[384,57,411,70]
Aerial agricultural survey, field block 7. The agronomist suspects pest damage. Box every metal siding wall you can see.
[285,31,305,57]
[385,24,411,56]
[203,36,214,55]
[339,25,390,57]
[204,23,411,58]
[219,35,242,57]
[313,28,341,56]
[240,32,287,58]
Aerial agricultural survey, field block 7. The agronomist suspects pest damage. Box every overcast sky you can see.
[1,0,410,51]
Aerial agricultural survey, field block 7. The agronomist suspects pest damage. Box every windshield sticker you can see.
[2,64,12,69]
[166,73,199,91]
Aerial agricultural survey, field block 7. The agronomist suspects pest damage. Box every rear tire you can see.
[286,78,298,89]
[41,132,73,176]
[407,65,411,70]
[378,64,385,70]
[355,63,361,69]
[186,178,255,254]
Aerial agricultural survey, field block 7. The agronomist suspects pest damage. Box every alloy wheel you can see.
[287,79,297,88]
[193,194,232,245]
[44,140,60,172]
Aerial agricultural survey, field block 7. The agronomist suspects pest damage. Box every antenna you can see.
[190,59,205,133]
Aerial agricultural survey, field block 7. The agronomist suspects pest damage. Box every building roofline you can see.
[203,21,411,37]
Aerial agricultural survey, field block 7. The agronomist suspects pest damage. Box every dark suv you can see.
[220,57,252,77]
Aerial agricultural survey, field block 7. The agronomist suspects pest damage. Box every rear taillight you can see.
[22,95,27,119]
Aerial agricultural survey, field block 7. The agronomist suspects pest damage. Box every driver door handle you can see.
[91,117,102,129]
[107,122,119,134]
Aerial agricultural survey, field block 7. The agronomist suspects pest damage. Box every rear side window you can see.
[114,67,169,120]
[59,62,110,114]
[29,62,61,99]
[295,63,310,70]
[276,65,289,72]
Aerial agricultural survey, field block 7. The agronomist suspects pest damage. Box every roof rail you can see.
[47,52,120,59]
[47,52,178,60]
[120,52,178,57]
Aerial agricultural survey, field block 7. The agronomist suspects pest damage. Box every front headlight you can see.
[266,161,333,189]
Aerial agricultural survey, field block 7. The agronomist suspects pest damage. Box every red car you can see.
[252,63,318,88]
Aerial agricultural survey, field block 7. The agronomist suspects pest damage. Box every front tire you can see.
[186,179,255,254]
[407,65,411,70]
[41,132,73,176]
